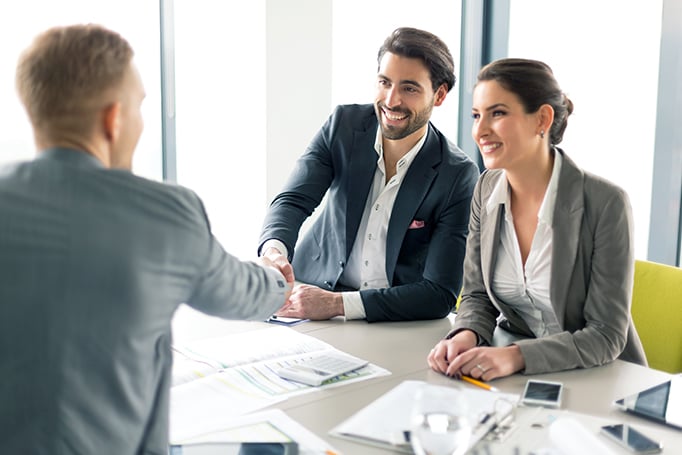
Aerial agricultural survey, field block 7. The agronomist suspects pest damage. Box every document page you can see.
[172,326,333,386]
[170,377,284,441]
[170,325,390,441]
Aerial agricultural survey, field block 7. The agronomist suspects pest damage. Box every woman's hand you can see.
[445,344,526,381]
[427,330,478,374]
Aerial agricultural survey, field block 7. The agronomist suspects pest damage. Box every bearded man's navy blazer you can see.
[259,104,479,321]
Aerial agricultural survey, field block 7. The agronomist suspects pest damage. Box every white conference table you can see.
[172,305,682,454]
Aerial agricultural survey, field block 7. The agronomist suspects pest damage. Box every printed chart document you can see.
[330,380,520,453]
[170,326,390,441]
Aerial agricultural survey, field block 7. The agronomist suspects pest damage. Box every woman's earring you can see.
[540,130,545,139]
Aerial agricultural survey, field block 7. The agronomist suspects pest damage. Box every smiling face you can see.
[471,80,545,172]
[374,52,447,143]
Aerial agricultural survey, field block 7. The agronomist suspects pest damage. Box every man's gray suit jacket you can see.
[450,148,647,374]
[0,148,286,454]
[259,104,480,321]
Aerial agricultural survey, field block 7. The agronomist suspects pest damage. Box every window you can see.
[507,0,663,259]
[0,1,162,180]
[173,0,267,259]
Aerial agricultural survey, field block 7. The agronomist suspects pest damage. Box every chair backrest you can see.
[631,259,682,373]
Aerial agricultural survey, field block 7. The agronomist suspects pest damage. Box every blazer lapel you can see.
[481,198,502,295]
[385,126,439,281]
[551,150,585,326]
[479,172,505,312]
[345,123,379,259]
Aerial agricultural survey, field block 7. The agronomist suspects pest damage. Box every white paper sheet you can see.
[549,417,617,455]
[169,375,284,441]
[172,326,334,386]
[172,409,340,455]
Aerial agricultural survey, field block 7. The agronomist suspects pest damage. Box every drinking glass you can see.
[409,383,473,455]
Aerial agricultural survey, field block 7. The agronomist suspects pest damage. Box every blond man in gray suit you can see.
[0,24,292,454]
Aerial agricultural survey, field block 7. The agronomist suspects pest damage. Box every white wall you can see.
[265,0,333,204]
[508,0,663,259]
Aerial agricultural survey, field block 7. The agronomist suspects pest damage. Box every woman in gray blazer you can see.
[427,58,646,379]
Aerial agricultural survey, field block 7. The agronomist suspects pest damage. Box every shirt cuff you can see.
[260,239,289,259]
[445,328,485,346]
[342,291,366,320]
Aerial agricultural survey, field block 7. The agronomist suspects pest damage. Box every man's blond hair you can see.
[16,24,134,136]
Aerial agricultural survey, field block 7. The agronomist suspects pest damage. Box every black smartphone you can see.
[169,442,299,455]
[521,379,563,408]
[600,424,662,453]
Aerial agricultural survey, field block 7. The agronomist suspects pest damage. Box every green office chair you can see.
[631,259,682,374]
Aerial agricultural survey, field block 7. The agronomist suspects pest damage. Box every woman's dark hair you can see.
[378,27,455,93]
[477,58,574,144]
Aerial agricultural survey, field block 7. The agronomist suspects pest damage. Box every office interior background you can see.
[1,0,680,267]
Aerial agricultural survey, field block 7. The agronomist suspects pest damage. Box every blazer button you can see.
[339,261,344,267]
[323,280,332,289]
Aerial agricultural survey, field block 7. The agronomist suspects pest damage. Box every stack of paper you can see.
[169,326,390,442]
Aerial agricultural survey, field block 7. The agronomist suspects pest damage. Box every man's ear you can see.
[433,84,448,107]
[102,102,122,143]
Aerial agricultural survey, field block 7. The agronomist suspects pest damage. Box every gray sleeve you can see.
[449,172,501,342]
[186,195,287,321]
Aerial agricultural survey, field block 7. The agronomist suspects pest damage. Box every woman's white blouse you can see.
[487,152,563,338]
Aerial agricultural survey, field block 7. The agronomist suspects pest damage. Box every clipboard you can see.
[329,380,519,452]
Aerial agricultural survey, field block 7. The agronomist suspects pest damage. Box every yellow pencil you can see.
[461,375,499,392]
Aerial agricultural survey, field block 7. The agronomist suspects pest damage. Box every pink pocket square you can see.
[408,219,425,229]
